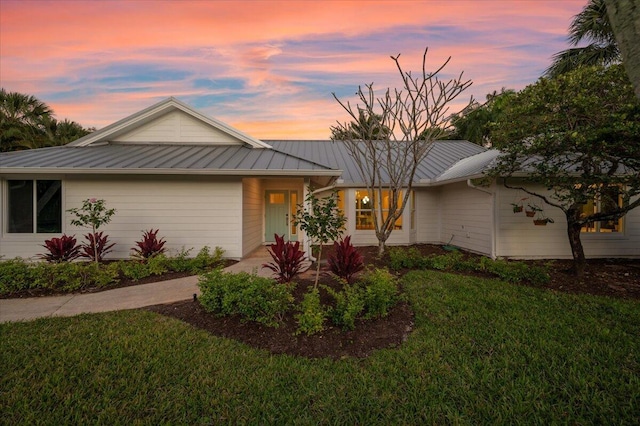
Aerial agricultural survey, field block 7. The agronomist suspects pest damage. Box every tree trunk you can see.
[566,217,586,277]
[377,239,386,257]
[606,0,640,99]
[314,245,323,287]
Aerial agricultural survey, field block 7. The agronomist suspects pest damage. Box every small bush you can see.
[328,235,364,284]
[388,246,423,270]
[31,261,120,292]
[198,269,293,328]
[189,246,225,273]
[295,287,326,335]
[39,235,81,263]
[0,258,34,294]
[80,232,115,262]
[146,253,169,276]
[118,260,151,281]
[323,283,365,331]
[262,234,305,283]
[359,268,400,319]
[132,229,166,259]
[166,247,193,272]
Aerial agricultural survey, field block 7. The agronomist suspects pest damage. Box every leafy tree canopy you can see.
[0,89,91,152]
[545,0,620,78]
[488,64,640,275]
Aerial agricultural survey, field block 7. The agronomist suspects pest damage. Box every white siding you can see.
[415,189,441,244]
[113,110,245,145]
[0,176,243,260]
[439,182,493,256]
[242,178,263,256]
[496,185,640,259]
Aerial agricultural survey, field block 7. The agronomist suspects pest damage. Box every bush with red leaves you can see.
[132,229,167,259]
[262,234,306,283]
[328,235,364,284]
[39,235,81,263]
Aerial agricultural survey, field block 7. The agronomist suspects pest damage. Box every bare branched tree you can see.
[331,48,472,255]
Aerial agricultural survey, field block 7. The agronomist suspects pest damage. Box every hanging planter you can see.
[511,197,528,213]
[533,215,554,226]
[526,203,542,218]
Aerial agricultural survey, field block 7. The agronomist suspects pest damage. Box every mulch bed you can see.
[146,244,640,359]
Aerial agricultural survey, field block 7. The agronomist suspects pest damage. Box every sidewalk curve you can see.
[0,248,296,323]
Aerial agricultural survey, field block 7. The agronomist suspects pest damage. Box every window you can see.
[7,180,62,233]
[355,189,403,230]
[580,186,623,233]
[290,191,297,236]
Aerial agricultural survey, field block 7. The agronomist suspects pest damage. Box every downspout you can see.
[467,179,498,259]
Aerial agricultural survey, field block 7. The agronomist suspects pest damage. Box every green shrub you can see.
[323,283,365,331]
[118,260,151,281]
[166,247,193,272]
[359,268,400,319]
[30,261,120,291]
[189,246,225,273]
[388,247,423,270]
[146,254,169,276]
[295,287,326,335]
[198,269,293,328]
[0,258,34,294]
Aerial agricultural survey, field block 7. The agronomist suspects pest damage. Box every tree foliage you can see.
[545,0,620,78]
[0,89,90,151]
[446,88,516,146]
[294,190,346,287]
[331,48,472,255]
[488,64,640,275]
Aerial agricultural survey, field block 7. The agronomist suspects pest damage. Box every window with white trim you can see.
[7,180,62,233]
[580,186,624,233]
[355,189,403,230]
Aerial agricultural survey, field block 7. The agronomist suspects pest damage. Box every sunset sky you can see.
[1,0,586,139]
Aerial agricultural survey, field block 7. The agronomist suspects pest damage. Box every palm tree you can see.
[331,110,391,140]
[545,0,620,77]
[0,89,53,151]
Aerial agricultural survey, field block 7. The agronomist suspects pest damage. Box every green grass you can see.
[2,271,639,424]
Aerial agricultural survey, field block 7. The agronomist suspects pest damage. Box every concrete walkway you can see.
[0,247,289,323]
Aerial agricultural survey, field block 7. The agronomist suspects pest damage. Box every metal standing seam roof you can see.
[0,139,490,183]
[267,140,487,185]
[0,144,341,176]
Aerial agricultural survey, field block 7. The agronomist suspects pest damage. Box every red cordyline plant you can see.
[262,234,306,284]
[328,235,364,284]
[80,232,115,262]
[132,229,167,259]
[39,235,81,263]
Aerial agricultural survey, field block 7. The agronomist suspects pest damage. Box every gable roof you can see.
[68,97,271,149]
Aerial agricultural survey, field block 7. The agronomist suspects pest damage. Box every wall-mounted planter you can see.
[533,218,554,226]
[525,210,536,217]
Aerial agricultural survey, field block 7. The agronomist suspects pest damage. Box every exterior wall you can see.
[0,175,244,260]
[113,110,244,145]
[415,189,441,244]
[496,185,640,259]
[438,181,494,256]
[242,178,263,257]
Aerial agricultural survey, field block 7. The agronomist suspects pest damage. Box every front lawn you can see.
[2,270,639,424]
